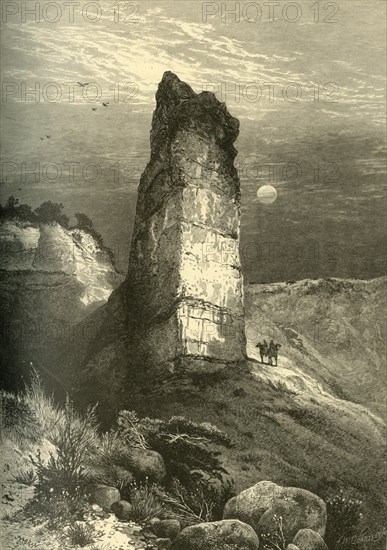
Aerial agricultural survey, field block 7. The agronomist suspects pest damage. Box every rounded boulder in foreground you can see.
[293,528,328,550]
[223,481,326,542]
[123,447,166,484]
[170,519,260,550]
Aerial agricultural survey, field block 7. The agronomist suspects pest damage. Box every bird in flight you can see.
[46,135,51,139]
[77,82,90,87]
[92,107,97,111]
[40,137,44,140]
[102,102,109,107]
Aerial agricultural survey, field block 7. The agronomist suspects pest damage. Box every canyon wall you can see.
[0,220,122,389]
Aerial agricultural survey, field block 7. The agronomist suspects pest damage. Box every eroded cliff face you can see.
[126,72,246,372]
[0,220,122,390]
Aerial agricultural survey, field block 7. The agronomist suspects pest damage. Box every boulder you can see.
[170,519,260,550]
[87,484,120,510]
[149,517,161,528]
[155,539,173,549]
[223,481,326,543]
[224,481,282,526]
[151,519,181,541]
[293,529,328,550]
[257,495,325,542]
[124,448,166,484]
[111,499,132,521]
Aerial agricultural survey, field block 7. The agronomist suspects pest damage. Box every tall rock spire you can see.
[127,72,246,374]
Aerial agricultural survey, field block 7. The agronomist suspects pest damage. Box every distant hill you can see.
[244,277,386,419]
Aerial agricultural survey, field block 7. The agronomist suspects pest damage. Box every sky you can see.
[1,0,386,282]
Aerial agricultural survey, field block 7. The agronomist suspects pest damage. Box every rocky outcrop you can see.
[170,519,260,550]
[0,220,122,390]
[223,481,327,544]
[126,71,246,374]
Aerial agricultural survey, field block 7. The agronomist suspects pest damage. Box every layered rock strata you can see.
[126,72,246,372]
[0,220,121,389]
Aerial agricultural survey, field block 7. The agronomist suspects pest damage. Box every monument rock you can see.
[126,72,246,374]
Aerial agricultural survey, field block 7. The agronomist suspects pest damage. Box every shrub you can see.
[116,411,233,485]
[127,480,166,523]
[325,490,363,550]
[0,196,37,223]
[0,392,40,448]
[74,212,93,231]
[31,397,98,498]
[23,369,63,440]
[115,411,235,523]
[65,522,95,547]
[92,464,134,492]
[87,431,134,490]
[23,492,89,530]
[34,200,69,227]
[155,476,236,527]
[116,410,149,449]
[18,383,98,530]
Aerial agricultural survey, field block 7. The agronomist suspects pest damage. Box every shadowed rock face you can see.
[126,72,246,372]
[0,221,121,391]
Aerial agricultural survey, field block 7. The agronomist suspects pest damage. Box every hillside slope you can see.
[244,277,386,419]
[109,278,385,548]
[124,363,385,549]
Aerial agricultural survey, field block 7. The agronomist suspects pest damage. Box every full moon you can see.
[257,185,277,204]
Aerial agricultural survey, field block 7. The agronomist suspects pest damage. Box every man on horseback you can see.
[268,340,281,367]
[256,339,268,363]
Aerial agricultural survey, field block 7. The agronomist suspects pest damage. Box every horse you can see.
[256,342,268,363]
[267,343,281,367]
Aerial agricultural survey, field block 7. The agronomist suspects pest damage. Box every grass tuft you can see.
[65,522,95,547]
[128,480,166,523]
